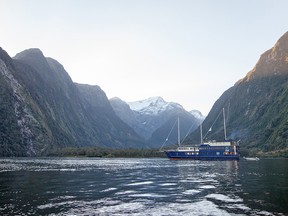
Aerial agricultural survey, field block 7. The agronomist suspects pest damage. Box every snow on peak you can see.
[190,110,206,122]
[128,96,183,115]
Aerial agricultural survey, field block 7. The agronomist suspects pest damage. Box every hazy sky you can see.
[1,0,288,114]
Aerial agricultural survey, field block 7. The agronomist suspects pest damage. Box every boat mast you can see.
[200,124,203,143]
[223,108,227,140]
[178,117,181,146]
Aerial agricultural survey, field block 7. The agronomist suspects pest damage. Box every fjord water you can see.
[0,158,287,215]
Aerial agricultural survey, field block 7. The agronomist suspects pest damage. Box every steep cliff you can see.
[188,32,288,156]
[0,48,147,156]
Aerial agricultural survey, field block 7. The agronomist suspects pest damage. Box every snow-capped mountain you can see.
[110,96,204,147]
[128,97,183,115]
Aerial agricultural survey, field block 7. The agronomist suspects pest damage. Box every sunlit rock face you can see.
[245,31,288,81]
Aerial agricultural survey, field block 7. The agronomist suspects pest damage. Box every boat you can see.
[164,108,240,160]
[243,157,259,161]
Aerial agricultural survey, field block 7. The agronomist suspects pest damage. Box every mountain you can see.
[187,31,288,156]
[0,48,146,156]
[190,110,206,124]
[128,96,182,115]
[110,96,203,147]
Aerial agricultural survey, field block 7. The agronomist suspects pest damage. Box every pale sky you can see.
[1,0,288,115]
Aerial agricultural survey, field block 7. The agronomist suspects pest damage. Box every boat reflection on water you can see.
[243,157,260,161]
[173,160,239,190]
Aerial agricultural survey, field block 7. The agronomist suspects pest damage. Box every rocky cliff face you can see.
[0,48,147,156]
[245,32,288,81]
[109,97,139,133]
[0,48,52,156]
[188,31,288,156]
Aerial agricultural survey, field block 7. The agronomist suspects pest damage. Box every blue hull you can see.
[165,151,240,160]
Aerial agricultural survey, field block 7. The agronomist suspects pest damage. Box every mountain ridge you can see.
[128,96,183,115]
[0,47,147,156]
[244,31,288,82]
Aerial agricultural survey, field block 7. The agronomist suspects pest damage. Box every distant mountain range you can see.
[187,31,288,157]
[110,97,204,147]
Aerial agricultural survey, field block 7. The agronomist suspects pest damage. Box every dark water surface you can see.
[0,158,287,215]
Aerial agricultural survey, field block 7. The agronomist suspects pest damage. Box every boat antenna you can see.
[223,108,227,140]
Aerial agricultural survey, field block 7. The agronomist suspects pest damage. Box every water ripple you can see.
[0,158,287,215]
